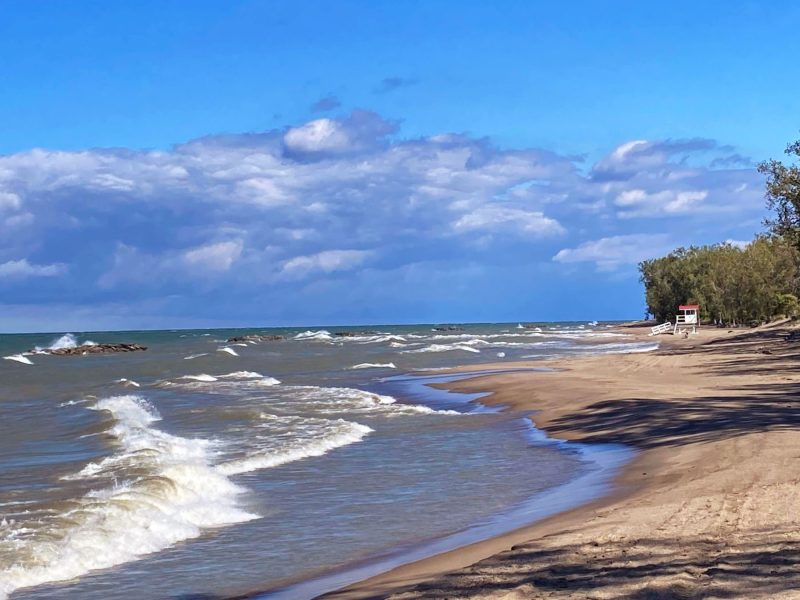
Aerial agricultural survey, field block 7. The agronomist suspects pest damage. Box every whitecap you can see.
[216,419,373,476]
[115,378,140,388]
[3,354,33,365]
[183,353,208,360]
[217,371,281,386]
[217,347,239,356]
[290,386,459,416]
[293,330,333,341]
[349,362,397,370]
[217,371,264,379]
[402,344,481,354]
[1,395,255,598]
[180,374,218,382]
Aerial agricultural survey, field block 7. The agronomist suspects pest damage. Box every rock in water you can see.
[38,343,147,356]
[226,335,285,343]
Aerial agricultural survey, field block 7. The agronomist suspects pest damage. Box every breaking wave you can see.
[403,344,481,354]
[217,418,373,476]
[34,333,97,353]
[293,330,333,341]
[2,354,33,365]
[0,395,256,599]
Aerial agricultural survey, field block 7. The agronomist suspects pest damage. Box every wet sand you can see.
[326,321,800,599]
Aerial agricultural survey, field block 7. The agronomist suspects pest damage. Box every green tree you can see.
[638,238,800,326]
[759,140,800,249]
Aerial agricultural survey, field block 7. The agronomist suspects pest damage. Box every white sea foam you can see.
[218,371,264,379]
[33,333,98,353]
[45,333,79,350]
[180,374,218,382]
[0,395,256,599]
[217,419,373,476]
[521,341,658,359]
[349,362,397,369]
[290,386,459,416]
[293,330,333,341]
[183,353,208,360]
[167,372,281,388]
[2,354,33,365]
[403,344,481,354]
[583,342,659,354]
[217,346,239,356]
[115,378,140,387]
[218,371,281,385]
[357,335,406,344]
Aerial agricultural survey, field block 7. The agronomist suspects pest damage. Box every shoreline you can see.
[255,370,634,600]
[324,321,800,599]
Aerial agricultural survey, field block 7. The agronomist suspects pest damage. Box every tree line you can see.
[639,139,800,326]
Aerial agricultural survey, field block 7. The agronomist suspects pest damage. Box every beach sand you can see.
[326,322,800,599]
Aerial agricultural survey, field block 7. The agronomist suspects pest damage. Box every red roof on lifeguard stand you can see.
[679,304,700,310]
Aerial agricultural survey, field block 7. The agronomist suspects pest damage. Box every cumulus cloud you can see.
[0,109,767,326]
[0,259,66,278]
[183,240,243,271]
[284,118,351,153]
[553,234,673,271]
[281,249,371,278]
[453,206,564,235]
[614,188,709,217]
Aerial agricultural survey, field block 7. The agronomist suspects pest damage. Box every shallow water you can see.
[0,322,648,599]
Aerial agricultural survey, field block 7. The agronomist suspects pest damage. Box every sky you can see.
[1,1,798,332]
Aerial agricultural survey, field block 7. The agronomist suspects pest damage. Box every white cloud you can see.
[613,188,710,217]
[453,206,565,236]
[183,241,243,271]
[0,259,66,278]
[0,110,767,321]
[553,234,672,271]
[281,249,371,278]
[0,191,21,211]
[284,118,350,153]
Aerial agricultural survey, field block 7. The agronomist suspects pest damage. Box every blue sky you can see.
[0,1,798,332]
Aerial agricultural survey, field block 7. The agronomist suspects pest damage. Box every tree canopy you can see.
[759,140,800,249]
[639,238,800,325]
[639,137,800,326]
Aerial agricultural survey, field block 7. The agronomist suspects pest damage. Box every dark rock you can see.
[40,343,147,356]
[227,335,284,343]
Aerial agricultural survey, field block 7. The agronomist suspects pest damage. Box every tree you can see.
[759,140,800,249]
[638,238,800,326]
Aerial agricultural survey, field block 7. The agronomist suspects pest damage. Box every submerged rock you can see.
[39,343,147,356]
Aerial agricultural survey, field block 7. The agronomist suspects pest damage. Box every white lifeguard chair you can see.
[674,304,699,335]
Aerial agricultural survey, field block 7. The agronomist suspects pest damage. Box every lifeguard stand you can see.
[674,304,699,335]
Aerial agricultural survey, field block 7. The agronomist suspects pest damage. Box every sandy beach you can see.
[327,322,800,599]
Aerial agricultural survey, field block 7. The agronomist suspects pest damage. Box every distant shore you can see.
[327,321,800,599]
